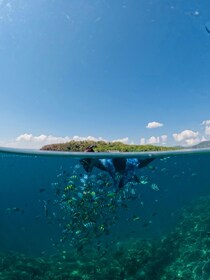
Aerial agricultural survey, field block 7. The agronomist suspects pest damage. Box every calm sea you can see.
[0,147,210,279]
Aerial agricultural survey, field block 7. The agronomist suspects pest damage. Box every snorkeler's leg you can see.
[112,158,127,172]
[137,158,155,169]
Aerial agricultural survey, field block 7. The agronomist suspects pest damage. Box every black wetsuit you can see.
[80,147,155,188]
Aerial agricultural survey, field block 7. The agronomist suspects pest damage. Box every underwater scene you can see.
[1,148,210,280]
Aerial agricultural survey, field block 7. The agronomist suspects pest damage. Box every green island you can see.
[41,140,180,152]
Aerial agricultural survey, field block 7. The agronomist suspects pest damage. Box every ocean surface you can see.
[0,147,210,280]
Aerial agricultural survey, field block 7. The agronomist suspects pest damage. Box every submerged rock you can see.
[160,196,210,280]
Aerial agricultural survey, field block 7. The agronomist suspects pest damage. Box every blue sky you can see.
[0,0,210,148]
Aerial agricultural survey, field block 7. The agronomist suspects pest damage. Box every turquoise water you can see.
[0,147,210,279]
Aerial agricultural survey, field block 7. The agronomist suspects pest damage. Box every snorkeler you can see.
[80,145,155,189]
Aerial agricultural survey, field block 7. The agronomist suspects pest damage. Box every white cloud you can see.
[9,134,72,149]
[1,134,130,149]
[147,136,160,144]
[172,129,207,146]
[201,120,210,126]
[72,135,106,142]
[16,134,71,144]
[16,133,33,142]
[140,135,167,145]
[205,126,210,135]
[173,130,199,142]
[140,138,145,145]
[146,121,163,129]
[202,136,207,141]
[200,121,210,137]
[113,137,129,144]
[161,135,168,143]
[184,138,201,146]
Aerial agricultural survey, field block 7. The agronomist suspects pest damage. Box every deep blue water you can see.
[0,148,210,259]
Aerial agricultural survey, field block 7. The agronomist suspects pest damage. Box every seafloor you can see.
[0,196,210,280]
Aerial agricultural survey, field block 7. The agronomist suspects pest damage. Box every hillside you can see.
[191,141,210,149]
[41,140,179,152]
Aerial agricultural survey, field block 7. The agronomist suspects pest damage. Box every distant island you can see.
[190,140,210,149]
[40,140,210,152]
[41,140,180,152]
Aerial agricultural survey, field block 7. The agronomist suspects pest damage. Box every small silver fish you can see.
[74,164,81,169]
[131,188,136,195]
[141,180,148,185]
[84,222,96,228]
[151,183,159,191]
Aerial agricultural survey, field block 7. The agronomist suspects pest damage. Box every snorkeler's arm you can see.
[80,158,94,173]
[80,145,97,172]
